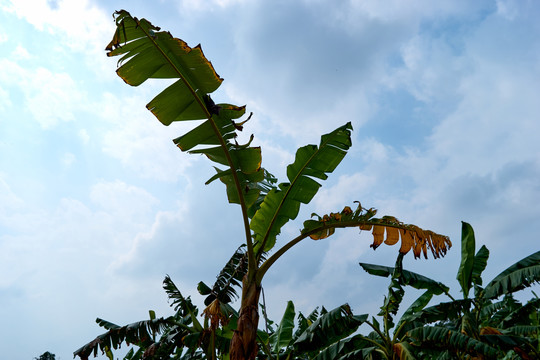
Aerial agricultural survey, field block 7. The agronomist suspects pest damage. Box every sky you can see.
[1,0,539,358]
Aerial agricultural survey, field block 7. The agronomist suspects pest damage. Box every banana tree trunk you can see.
[230,275,261,360]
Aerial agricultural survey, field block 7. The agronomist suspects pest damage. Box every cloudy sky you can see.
[1,0,539,358]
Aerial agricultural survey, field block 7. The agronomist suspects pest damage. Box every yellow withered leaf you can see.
[307,204,451,259]
[384,226,399,245]
[370,225,385,249]
[202,298,229,330]
[399,229,414,254]
[413,237,423,258]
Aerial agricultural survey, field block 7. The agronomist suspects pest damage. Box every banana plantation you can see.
[74,11,540,360]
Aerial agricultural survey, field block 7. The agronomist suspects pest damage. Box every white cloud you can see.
[90,179,159,220]
[0,59,85,128]
[0,177,173,358]
[78,128,90,145]
[99,91,198,182]
[11,44,31,60]
[496,0,520,20]
[178,0,246,12]
[61,152,76,166]
[0,86,11,111]
[4,0,115,74]
[0,175,24,215]
[27,67,83,128]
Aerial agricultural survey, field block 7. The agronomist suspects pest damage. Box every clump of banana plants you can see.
[75,10,452,360]
[360,222,540,359]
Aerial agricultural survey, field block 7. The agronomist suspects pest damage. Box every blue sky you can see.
[1,0,540,358]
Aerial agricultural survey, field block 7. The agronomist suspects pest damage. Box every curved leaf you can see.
[407,299,472,324]
[74,317,174,360]
[393,341,417,360]
[397,290,435,335]
[359,263,450,295]
[483,250,540,300]
[407,325,499,357]
[106,10,222,123]
[294,304,367,353]
[312,334,374,360]
[302,204,451,259]
[163,275,203,333]
[201,245,248,306]
[250,122,353,253]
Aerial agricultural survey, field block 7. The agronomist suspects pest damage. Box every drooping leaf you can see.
[200,245,248,306]
[359,263,450,295]
[457,221,476,298]
[312,334,374,360]
[393,341,417,360]
[303,204,451,259]
[162,275,203,332]
[407,325,499,358]
[407,299,473,324]
[483,250,540,300]
[293,308,320,343]
[250,123,353,253]
[294,304,367,353]
[397,290,435,335]
[503,325,540,336]
[74,317,174,360]
[498,297,540,328]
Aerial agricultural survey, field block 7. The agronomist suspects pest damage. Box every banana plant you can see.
[74,246,254,360]
[256,301,369,360]
[98,10,452,360]
[403,222,540,359]
[351,253,453,359]
[73,275,236,360]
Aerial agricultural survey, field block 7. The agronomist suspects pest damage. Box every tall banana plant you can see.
[103,10,451,360]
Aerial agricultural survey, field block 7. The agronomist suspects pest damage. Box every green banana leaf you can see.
[269,300,296,354]
[456,221,476,298]
[359,263,450,295]
[483,250,540,300]
[106,10,222,123]
[250,122,353,253]
[471,245,489,287]
[197,245,248,306]
[407,325,499,358]
[106,10,272,214]
[406,298,472,324]
[392,341,417,360]
[396,290,435,335]
[73,316,175,360]
[312,334,374,360]
[294,304,367,353]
